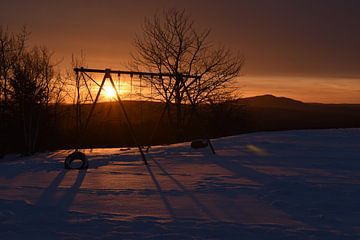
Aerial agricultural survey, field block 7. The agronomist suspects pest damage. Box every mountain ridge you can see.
[239,94,306,108]
[240,94,360,108]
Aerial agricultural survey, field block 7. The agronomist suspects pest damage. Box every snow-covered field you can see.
[0,129,360,239]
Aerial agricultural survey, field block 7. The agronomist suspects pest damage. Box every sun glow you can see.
[96,80,132,102]
[103,85,117,100]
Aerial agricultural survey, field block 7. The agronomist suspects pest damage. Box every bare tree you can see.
[0,26,28,154]
[0,26,67,154]
[0,26,27,106]
[132,8,243,129]
[10,46,57,153]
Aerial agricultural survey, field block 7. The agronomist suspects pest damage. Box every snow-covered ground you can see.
[0,128,360,239]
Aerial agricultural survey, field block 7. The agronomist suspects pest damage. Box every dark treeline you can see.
[0,27,69,155]
[2,83,360,155]
[36,100,245,151]
[7,96,360,155]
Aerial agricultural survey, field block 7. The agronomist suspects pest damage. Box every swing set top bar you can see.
[74,67,200,79]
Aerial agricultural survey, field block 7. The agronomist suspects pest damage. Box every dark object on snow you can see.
[64,151,89,169]
[191,139,209,149]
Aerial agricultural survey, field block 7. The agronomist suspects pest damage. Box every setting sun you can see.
[103,85,117,100]
[98,80,131,101]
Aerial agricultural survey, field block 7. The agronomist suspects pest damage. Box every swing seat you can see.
[191,139,209,149]
[64,151,89,170]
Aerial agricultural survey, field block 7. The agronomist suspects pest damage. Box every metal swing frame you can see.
[71,67,215,167]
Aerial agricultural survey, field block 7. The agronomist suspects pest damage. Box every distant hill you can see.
[239,94,360,132]
[239,94,306,109]
[58,95,360,135]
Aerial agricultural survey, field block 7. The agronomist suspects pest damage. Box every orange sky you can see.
[1,0,360,103]
[238,76,360,104]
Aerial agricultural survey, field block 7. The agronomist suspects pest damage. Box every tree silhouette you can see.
[11,46,55,153]
[132,8,243,130]
[0,26,66,154]
[0,26,27,106]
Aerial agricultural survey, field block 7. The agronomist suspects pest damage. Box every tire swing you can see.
[191,139,209,149]
[64,151,89,170]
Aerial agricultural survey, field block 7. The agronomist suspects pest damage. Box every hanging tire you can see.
[64,151,89,170]
[191,139,209,149]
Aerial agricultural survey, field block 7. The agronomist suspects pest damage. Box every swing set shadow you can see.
[36,168,87,212]
[66,67,216,168]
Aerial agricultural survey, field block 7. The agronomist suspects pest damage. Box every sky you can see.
[1,0,360,103]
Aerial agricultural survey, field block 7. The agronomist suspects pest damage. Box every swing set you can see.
[64,67,215,169]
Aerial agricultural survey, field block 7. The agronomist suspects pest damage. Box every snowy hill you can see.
[0,129,360,239]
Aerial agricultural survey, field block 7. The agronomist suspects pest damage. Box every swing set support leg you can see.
[108,73,148,165]
[207,139,216,154]
[76,69,148,165]
[178,74,216,155]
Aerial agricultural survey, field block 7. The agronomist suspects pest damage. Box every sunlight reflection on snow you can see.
[246,144,269,156]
